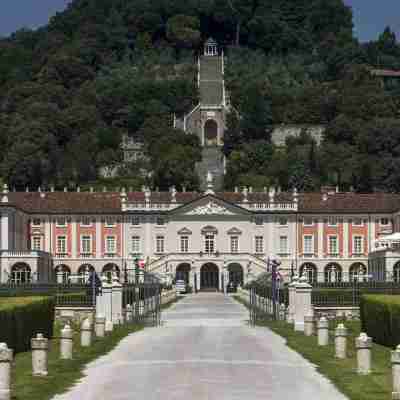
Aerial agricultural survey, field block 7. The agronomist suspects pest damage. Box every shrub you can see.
[0,297,55,353]
[360,294,400,348]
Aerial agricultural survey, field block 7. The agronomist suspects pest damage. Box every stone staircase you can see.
[196,147,225,191]
[199,56,223,105]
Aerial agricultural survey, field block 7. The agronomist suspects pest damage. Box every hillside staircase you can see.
[199,56,223,105]
[196,147,225,191]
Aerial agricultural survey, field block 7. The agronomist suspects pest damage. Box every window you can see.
[156,235,165,253]
[81,217,92,227]
[56,236,67,255]
[230,236,239,253]
[304,218,313,226]
[328,235,338,255]
[131,236,140,254]
[255,236,264,254]
[106,236,116,254]
[353,236,363,255]
[156,217,165,226]
[131,216,140,226]
[56,217,67,227]
[303,235,313,255]
[32,219,41,227]
[278,217,288,226]
[105,217,116,227]
[205,234,215,254]
[81,235,92,255]
[31,236,41,251]
[328,216,338,227]
[255,217,263,226]
[380,218,390,226]
[279,236,288,254]
[353,218,363,227]
[180,236,189,253]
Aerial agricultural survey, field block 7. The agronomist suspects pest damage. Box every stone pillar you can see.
[112,276,123,324]
[125,304,133,323]
[287,275,298,324]
[105,320,114,334]
[60,324,73,360]
[335,323,348,359]
[80,318,92,347]
[96,275,112,323]
[0,343,13,400]
[294,276,312,332]
[392,345,400,400]
[31,334,48,376]
[304,314,315,337]
[317,317,329,346]
[355,332,372,375]
[95,315,106,338]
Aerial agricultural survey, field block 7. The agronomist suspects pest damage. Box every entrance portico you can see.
[200,262,219,291]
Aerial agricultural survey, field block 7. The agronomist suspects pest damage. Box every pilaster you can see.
[96,218,101,258]
[71,217,77,258]
[1,212,9,250]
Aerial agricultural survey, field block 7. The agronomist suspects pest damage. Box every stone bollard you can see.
[105,320,114,334]
[304,314,315,337]
[81,318,92,347]
[335,323,348,359]
[355,332,372,375]
[317,317,329,346]
[60,324,73,360]
[31,333,48,376]
[392,345,400,400]
[0,343,13,400]
[95,315,106,338]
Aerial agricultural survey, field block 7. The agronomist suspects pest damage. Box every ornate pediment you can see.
[227,227,242,235]
[185,201,234,216]
[177,227,192,235]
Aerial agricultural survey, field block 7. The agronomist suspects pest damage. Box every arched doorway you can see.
[78,264,95,283]
[324,263,342,283]
[349,263,367,282]
[102,263,120,283]
[228,263,244,287]
[201,263,219,291]
[299,263,317,284]
[55,264,71,284]
[10,263,31,284]
[175,263,190,284]
[204,120,218,147]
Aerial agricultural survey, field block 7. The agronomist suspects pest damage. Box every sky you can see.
[0,0,399,42]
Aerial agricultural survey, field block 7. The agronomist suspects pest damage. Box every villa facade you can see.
[0,180,400,290]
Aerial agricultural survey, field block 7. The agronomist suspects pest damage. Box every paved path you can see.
[53,293,348,400]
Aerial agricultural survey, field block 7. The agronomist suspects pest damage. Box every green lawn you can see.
[0,296,49,310]
[9,292,181,400]
[234,295,394,400]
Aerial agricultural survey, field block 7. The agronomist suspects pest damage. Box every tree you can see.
[166,15,201,49]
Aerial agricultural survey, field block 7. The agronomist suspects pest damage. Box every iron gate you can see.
[123,269,162,326]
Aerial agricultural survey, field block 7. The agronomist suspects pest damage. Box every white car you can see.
[175,279,186,293]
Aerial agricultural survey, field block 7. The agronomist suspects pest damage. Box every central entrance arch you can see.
[204,119,218,146]
[201,263,219,291]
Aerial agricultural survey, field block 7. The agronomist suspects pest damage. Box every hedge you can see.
[0,297,55,353]
[360,294,400,348]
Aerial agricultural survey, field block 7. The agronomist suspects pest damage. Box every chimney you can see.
[102,186,107,192]
[249,186,253,194]
[50,185,55,193]
[90,187,94,193]
[77,187,80,193]
[336,185,339,193]
[171,186,177,203]
[322,193,328,201]
[269,187,275,203]
[263,187,267,193]
[25,187,29,192]
[234,187,238,193]
[242,187,248,203]
[293,187,298,203]
[182,186,186,193]
[64,187,68,192]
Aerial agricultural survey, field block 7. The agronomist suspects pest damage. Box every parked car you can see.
[175,279,186,294]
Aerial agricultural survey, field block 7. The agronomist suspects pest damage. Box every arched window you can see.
[102,263,120,283]
[349,263,367,282]
[299,263,317,284]
[324,263,342,283]
[55,264,71,284]
[10,263,31,284]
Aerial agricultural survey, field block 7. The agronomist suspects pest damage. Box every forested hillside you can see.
[0,0,400,192]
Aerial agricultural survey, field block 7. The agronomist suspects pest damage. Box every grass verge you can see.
[11,322,143,400]
[233,295,393,400]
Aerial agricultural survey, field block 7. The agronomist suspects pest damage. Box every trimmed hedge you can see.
[360,294,400,348]
[0,297,55,353]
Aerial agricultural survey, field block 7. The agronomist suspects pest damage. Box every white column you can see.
[294,276,312,332]
[1,214,9,251]
[343,218,349,258]
[0,343,13,400]
[318,218,324,258]
[145,217,151,258]
[71,218,77,258]
[112,276,123,324]
[44,218,51,252]
[267,216,275,256]
[95,219,101,258]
